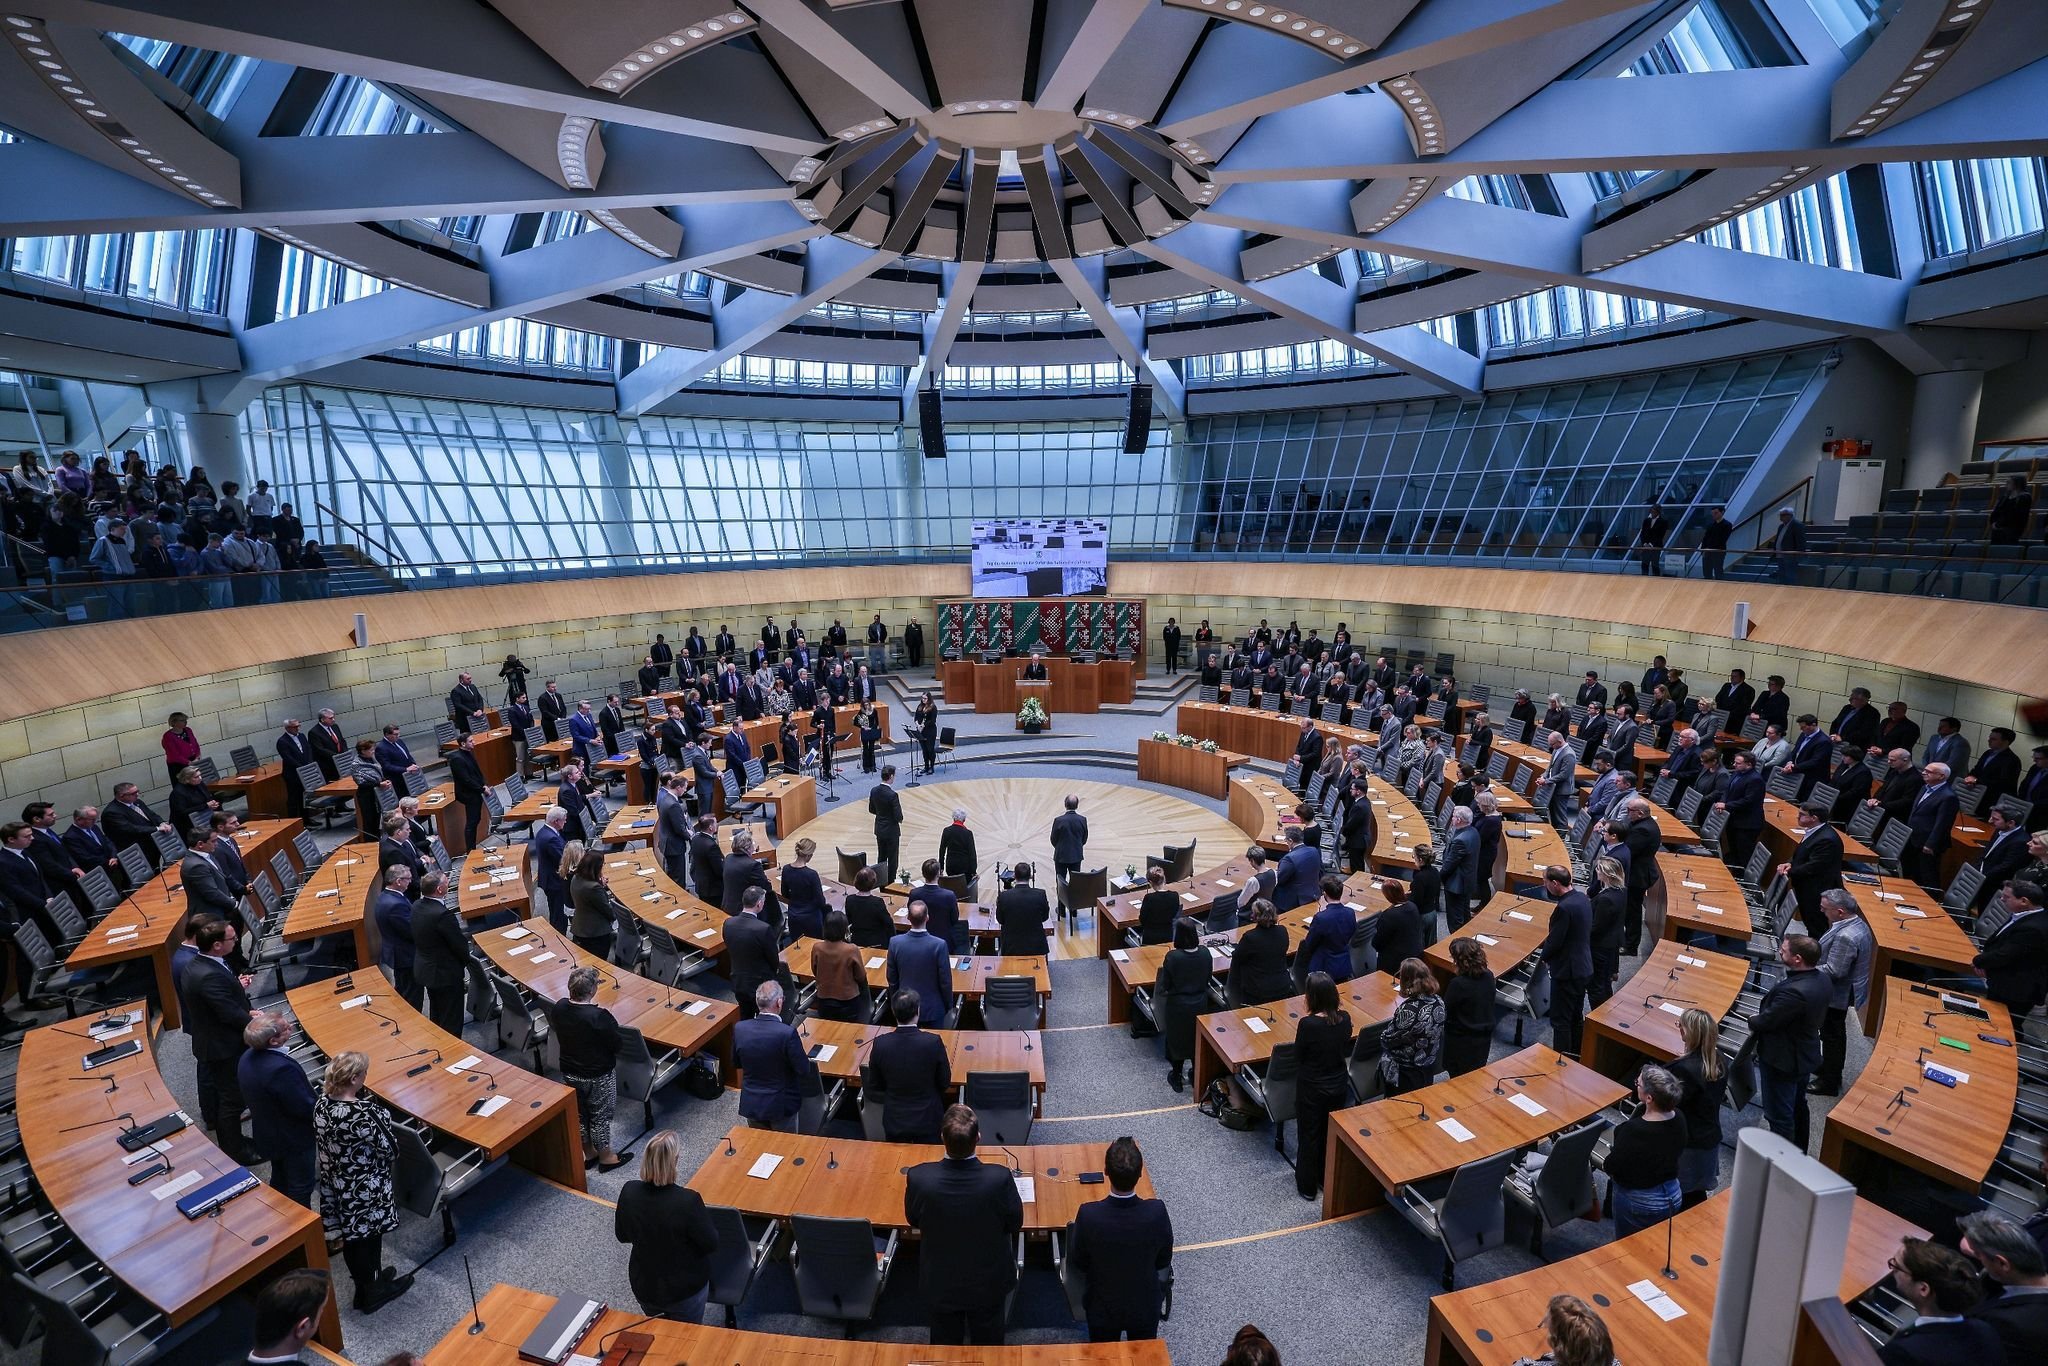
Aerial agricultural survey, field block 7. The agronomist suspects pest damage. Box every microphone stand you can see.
[999,1145,1024,1176]
[1661,1213,1679,1281]
[1642,994,1699,1010]
[1356,1096,1431,1137]
[1491,1071,1557,1096]
[463,1253,487,1336]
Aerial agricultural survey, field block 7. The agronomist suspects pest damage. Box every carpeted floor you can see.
[7,669,1879,1366]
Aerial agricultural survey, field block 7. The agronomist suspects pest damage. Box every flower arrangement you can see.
[1199,740,1220,754]
[1017,697,1050,731]
[1150,729,1173,743]
[1175,733,1197,747]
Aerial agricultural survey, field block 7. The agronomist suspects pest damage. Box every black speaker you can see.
[1122,382,1153,454]
[918,387,946,458]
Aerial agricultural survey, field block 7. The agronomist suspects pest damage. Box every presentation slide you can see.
[970,518,1109,598]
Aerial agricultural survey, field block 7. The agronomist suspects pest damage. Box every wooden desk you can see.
[601,848,729,960]
[939,657,977,704]
[1174,700,1434,770]
[1139,738,1246,800]
[440,726,515,787]
[690,1127,1145,1234]
[595,754,652,806]
[279,843,383,969]
[1424,896,1555,984]
[740,773,817,834]
[1580,940,1750,1080]
[413,781,469,857]
[1423,1190,1920,1366]
[212,761,291,818]
[1851,874,1980,1035]
[1106,900,1330,1026]
[1194,969,1402,1095]
[18,1006,341,1349]
[1226,774,1430,873]
[1819,979,2016,1193]
[475,919,736,1079]
[1325,1044,1629,1216]
[65,818,303,1030]
[1940,812,1995,886]
[456,846,535,918]
[597,805,768,866]
[1494,823,1574,896]
[285,980,587,1192]
[426,1284,1171,1365]
[792,1016,1046,1109]
[1658,852,1755,943]
[782,939,1051,1022]
[1761,794,1877,868]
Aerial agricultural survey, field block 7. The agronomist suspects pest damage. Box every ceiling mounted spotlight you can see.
[592,7,753,94]
[1838,0,1991,138]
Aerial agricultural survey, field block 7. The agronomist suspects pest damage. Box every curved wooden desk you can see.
[782,940,1053,1026]
[18,1006,340,1348]
[1657,852,1756,943]
[1423,896,1556,984]
[1423,1189,1920,1366]
[1174,701,1436,769]
[284,979,587,1192]
[792,1016,1047,1110]
[429,1283,1169,1365]
[1820,978,2017,1194]
[596,804,770,865]
[211,760,291,819]
[65,817,304,1030]
[473,919,738,1080]
[1761,793,1877,866]
[279,842,382,968]
[1105,887,1377,1028]
[1138,737,1249,800]
[1847,873,1980,1035]
[439,724,516,787]
[690,1127,1147,1235]
[1323,1043,1630,1217]
[1579,940,1751,1081]
[598,847,730,960]
[1193,968,1403,1096]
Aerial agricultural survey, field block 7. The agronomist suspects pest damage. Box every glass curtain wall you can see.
[1183,349,1825,562]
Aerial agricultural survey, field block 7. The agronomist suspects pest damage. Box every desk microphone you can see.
[1661,1213,1679,1282]
[67,1074,120,1094]
[999,1145,1024,1176]
[462,1254,487,1336]
[1642,994,1698,1010]
[827,1148,838,1170]
[1250,1004,1278,1025]
[1491,1069,1556,1096]
[1884,1084,1919,1116]
[59,1111,137,1137]
[463,1064,501,1092]
[725,1131,738,1156]
[1356,1096,1431,1137]
[359,1003,401,1035]
[387,1045,444,1076]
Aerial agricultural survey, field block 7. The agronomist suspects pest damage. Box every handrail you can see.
[1724,473,1815,559]
[313,501,411,571]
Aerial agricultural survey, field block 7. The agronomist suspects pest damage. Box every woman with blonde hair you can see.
[313,1052,412,1312]
[780,836,827,940]
[1380,958,1444,1095]
[613,1129,719,1321]
[1672,1008,1727,1208]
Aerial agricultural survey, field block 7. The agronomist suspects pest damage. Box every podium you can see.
[1015,680,1052,730]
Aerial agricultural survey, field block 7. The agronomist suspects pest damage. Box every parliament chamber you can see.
[5,4,2048,1365]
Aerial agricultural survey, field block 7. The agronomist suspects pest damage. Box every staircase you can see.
[319,543,410,599]
[1722,525,1847,583]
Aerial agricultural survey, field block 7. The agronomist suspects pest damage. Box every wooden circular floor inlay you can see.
[786,777,1247,886]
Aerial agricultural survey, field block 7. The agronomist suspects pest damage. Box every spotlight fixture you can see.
[593,10,754,94]
[1171,0,1368,57]
[1840,0,1989,138]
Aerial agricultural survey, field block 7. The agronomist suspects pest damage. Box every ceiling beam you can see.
[1035,0,1153,110]
[746,0,932,126]
[1048,255,1185,420]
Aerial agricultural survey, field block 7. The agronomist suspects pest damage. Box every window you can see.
[535,211,592,245]
[1624,1,1757,75]
[412,319,615,373]
[108,32,255,117]
[1917,158,2047,257]
[1588,169,1659,199]
[1183,338,1380,387]
[4,230,228,311]
[939,361,1124,392]
[303,76,442,136]
[705,354,907,391]
[1804,0,1883,48]
[1486,287,1706,348]
[272,245,387,319]
[1444,176,1532,210]
[1695,173,1864,270]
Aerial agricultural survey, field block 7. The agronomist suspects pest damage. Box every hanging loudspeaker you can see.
[919,387,947,459]
[1122,382,1153,454]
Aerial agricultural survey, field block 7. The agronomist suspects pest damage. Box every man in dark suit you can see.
[1718,752,1767,872]
[1903,763,1961,888]
[904,1104,1025,1346]
[180,828,243,922]
[735,982,813,1129]
[238,1013,317,1207]
[714,625,736,659]
[0,820,61,953]
[1070,1136,1174,1342]
[725,886,792,1022]
[1020,653,1049,681]
[721,827,780,930]
[377,812,425,901]
[1439,808,1483,932]
[888,901,954,1026]
[1868,748,1925,822]
[2018,745,2048,833]
[1924,716,1970,775]
[1617,798,1663,955]
[375,864,420,1009]
[1964,728,2023,806]
[1784,715,1834,801]
[1604,708,1641,768]
[1959,1210,2048,1362]
[1051,794,1088,922]
[1973,808,2032,912]
[62,805,125,891]
[1539,866,1594,1057]
[1712,669,1756,723]
[373,724,421,790]
[598,695,628,758]
[447,671,488,728]
[102,782,173,865]
[567,700,600,766]
[447,731,487,851]
[410,870,468,1035]
[636,656,662,698]
[1973,880,2047,1017]
[1272,825,1324,913]
[939,810,979,905]
[1829,688,1881,752]
[308,709,347,781]
[1341,779,1378,874]
[179,917,256,1161]
[1825,747,1876,823]
[995,862,1051,956]
[656,711,688,765]
[1777,801,1844,939]
[1752,935,1830,1148]
[533,808,569,932]
[1575,672,1608,708]
[1292,716,1324,795]
[656,773,693,887]
[688,815,724,907]
[909,860,962,954]
[275,718,315,818]
[869,989,951,1142]
[1877,1235,2002,1366]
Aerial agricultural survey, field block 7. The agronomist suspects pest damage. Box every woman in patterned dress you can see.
[313,1051,413,1313]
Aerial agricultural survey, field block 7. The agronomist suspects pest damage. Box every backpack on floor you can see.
[1200,1079,1256,1131]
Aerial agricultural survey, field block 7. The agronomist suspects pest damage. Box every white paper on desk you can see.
[1215,879,1234,889]
[1475,934,1499,946]
[1437,1118,1476,1142]
[692,928,716,940]
[92,1023,136,1040]
[122,1139,173,1164]
[502,927,531,939]
[868,955,888,970]
[334,858,358,867]
[473,1096,510,1118]
[636,868,655,877]
[315,889,338,899]
[448,1055,481,1073]
[1507,1093,1548,1117]
[339,994,372,1009]
[1658,1002,1687,1016]
[661,909,685,921]
[467,883,489,892]
[1694,904,1725,915]
[609,860,630,869]
[507,943,533,957]
[1181,893,1199,903]
[105,931,139,943]
[1679,956,1707,968]
[812,1044,838,1064]
[1941,993,1978,1008]
[1346,903,1365,913]
[529,951,556,964]
[566,1355,602,1366]
[1507,911,1533,922]
[683,1000,711,1016]
[152,1170,203,1201]
[1109,950,1129,963]
[1245,1017,1270,1035]
[747,1153,783,1179]
[1628,1279,1687,1321]
[1895,906,1927,918]
[1682,881,1707,890]
[1876,891,1903,902]
[1014,1176,1036,1203]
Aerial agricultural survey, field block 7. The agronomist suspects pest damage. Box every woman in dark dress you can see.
[314,1052,413,1312]
[1472,793,1503,909]
[1292,971,1355,1200]
[778,716,802,775]
[779,837,828,941]
[1158,917,1214,1093]
[1408,846,1443,946]
[1509,690,1538,744]
[1671,1009,1727,1208]
[842,866,895,949]
[915,692,939,775]
[1440,937,1496,1077]
[856,701,881,774]
[613,1130,719,1322]
[1228,899,1295,1006]
[1588,856,1629,1008]
[1137,866,1180,946]
[1540,694,1570,737]
[1372,879,1424,975]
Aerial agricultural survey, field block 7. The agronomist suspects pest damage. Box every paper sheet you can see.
[1507,1093,1548,1117]
[473,1096,510,1118]
[339,995,371,1009]
[529,951,555,964]
[868,955,888,969]
[1013,1177,1036,1203]
[502,927,531,939]
[812,1044,838,1064]
[1245,1017,1270,1035]
[507,944,533,957]
[1437,1118,1476,1142]
[1506,911,1533,922]
[693,928,716,939]
[448,1056,481,1073]
[1109,950,1129,963]
[152,1170,203,1201]
[683,1000,711,1016]
[747,1152,783,1179]
[1657,1002,1687,1016]
[1475,934,1499,946]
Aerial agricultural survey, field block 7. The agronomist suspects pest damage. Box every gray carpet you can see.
[5,670,1877,1365]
